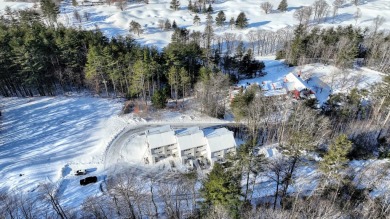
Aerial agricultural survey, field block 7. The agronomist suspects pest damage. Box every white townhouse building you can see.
[145,125,237,166]
[175,127,209,162]
[145,125,178,164]
[205,128,237,164]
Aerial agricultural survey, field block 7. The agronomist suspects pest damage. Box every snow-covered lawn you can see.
[64,0,390,49]
[0,0,33,11]
[0,96,126,205]
[1,0,390,49]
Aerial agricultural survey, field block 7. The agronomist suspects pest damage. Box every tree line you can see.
[277,23,390,73]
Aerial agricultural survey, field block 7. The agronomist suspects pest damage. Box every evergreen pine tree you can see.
[235,12,248,29]
[188,0,193,11]
[277,0,288,12]
[204,13,214,49]
[202,1,207,13]
[172,20,178,29]
[170,0,180,11]
[319,134,352,178]
[200,163,242,217]
[235,41,245,61]
[206,4,213,13]
[72,0,78,7]
[229,17,235,29]
[131,60,148,103]
[40,0,59,25]
[85,46,106,94]
[215,11,226,26]
[151,89,167,109]
[192,2,199,13]
[164,19,172,30]
[167,66,179,101]
[288,24,306,66]
[179,67,190,98]
[193,14,200,26]
[199,66,211,83]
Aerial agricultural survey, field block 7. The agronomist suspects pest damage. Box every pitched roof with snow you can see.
[146,125,176,149]
[284,72,307,91]
[205,128,237,153]
[175,126,200,136]
[146,125,172,135]
[176,127,208,151]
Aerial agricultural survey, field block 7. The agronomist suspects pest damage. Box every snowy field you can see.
[0,96,127,206]
[1,0,390,49]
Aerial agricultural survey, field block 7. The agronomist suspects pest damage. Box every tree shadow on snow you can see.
[287,6,302,12]
[249,21,271,28]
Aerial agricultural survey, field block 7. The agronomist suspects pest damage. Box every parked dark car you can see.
[80,176,97,185]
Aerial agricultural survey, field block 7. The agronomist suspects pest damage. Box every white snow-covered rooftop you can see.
[176,127,208,151]
[263,89,287,97]
[175,126,200,136]
[146,125,176,149]
[205,128,237,153]
[284,72,307,91]
[146,125,172,135]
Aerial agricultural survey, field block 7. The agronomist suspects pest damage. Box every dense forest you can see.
[0,7,265,100]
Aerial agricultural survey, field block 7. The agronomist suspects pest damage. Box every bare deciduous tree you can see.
[332,0,344,23]
[157,19,165,30]
[293,7,305,25]
[223,32,237,55]
[246,30,256,53]
[83,11,90,21]
[351,0,361,6]
[372,15,386,35]
[73,10,82,23]
[278,103,330,200]
[39,183,69,219]
[106,168,146,218]
[302,6,313,26]
[313,0,330,23]
[116,0,127,11]
[354,8,362,26]
[195,71,230,118]
[267,158,289,210]
[260,2,273,14]
[129,20,143,36]
[82,196,114,218]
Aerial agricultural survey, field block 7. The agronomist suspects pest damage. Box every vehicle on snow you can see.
[75,169,87,175]
[80,176,97,185]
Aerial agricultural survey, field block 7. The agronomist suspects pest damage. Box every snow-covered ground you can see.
[252,144,390,202]
[0,0,34,11]
[0,96,126,206]
[1,0,390,49]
